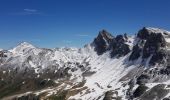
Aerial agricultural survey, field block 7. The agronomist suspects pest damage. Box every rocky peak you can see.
[146,27,170,36]
[93,29,131,57]
[115,34,128,43]
[137,27,170,39]
[110,34,130,57]
[93,29,114,55]
[99,29,113,41]
[96,29,114,46]
[130,27,168,65]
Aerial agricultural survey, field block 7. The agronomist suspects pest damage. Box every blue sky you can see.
[0,0,170,49]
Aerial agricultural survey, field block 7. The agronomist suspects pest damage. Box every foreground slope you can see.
[1,27,170,100]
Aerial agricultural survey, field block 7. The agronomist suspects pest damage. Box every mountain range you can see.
[1,27,170,100]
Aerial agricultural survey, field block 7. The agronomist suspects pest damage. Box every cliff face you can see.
[93,30,131,57]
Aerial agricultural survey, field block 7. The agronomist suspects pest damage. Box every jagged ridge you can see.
[1,27,170,100]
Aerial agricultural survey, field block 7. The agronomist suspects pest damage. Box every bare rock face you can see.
[129,44,142,60]
[103,90,120,100]
[12,94,39,100]
[140,84,169,100]
[110,34,130,57]
[129,27,167,65]
[136,74,150,85]
[93,30,114,55]
[133,84,148,98]
[103,91,115,100]
[93,30,130,57]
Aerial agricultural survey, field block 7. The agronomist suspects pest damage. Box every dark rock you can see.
[163,98,170,100]
[166,51,170,66]
[103,90,120,100]
[150,49,166,65]
[129,27,167,65]
[12,94,39,100]
[129,44,142,60]
[136,74,150,85]
[82,71,96,77]
[110,34,131,57]
[141,84,169,100]
[140,29,166,64]
[142,32,166,59]
[137,27,150,40]
[0,51,7,58]
[133,84,148,98]
[111,43,130,57]
[124,33,128,40]
[93,30,131,57]
[160,66,170,75]
[115,35,125,43]
[93,30,114,55]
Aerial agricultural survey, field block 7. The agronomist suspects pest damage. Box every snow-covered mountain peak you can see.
[146,27,170,35]
[143,27,170,43]
[138,27,170,40]
[18,42,35,48]
[9,42,36,55]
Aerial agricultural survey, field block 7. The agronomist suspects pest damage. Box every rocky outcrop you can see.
[129,27,167,65]
[140,84,169,100]
[93,30,114,55]
[133,84,148,98]
[129,44,142,60]
[93,30,130,57]
[12,94,39,100]
[0,50,7,58]
[103,90,120,100]
[110,34,130,57]
[136,74,150,85]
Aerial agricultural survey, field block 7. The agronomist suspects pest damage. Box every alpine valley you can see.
[1,27,170,100]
